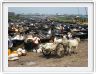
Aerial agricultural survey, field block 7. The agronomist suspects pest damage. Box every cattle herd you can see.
[8,17,88,60]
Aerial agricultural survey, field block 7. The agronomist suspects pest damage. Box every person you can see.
[33,36,40,44]
[24,34,40,51]
[60,25,64,34]
[67,32,73,39]
[8,36,13,48]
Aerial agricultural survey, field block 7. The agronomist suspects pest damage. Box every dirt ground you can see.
[8,40,88,67]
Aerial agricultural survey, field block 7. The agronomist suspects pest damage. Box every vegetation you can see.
[49,16,88,25]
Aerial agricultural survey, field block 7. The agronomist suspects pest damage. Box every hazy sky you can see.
[8,7,88,15]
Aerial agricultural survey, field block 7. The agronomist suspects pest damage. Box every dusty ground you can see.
[8,40,88,67]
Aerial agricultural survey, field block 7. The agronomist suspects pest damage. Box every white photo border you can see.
[0,1,2,72]
[3,73,94,74]
[2,2,94,73]
[2,0,94,3]
[94,1,95,72]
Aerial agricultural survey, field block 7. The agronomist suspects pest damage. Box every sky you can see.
[8,7,88,15]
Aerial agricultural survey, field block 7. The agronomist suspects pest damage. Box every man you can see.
[24,34,40,51]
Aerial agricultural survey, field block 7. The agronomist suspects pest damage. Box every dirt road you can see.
[8,40,88,67]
